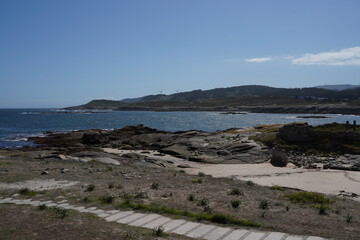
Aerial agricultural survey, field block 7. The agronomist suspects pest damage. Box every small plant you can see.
[162,192,172,198]
[134,191,148,199]
[153,225,165,237]
[81,196,92,203]
[53,207,69,219]
[179,170,186,173]
[229,188,243,196]
[269,185,286,191]
[38,204,47,210]
[204,205,213,213]
[106,166,113,172]
[198,198,209,207]
[231,200,241,208]
[318,205,328,215]
[100,195,115,204]
[246,180,254,186]
[259,200,270,210]
[188,194,195,201]
[285,205,290,211]
[191,179,203,184]
[345,213,353,223]
[287,192,335,204]
[198,172,206,177]
[85,184,95,192]
[108,182,115,189]
[19,188,37,196]
[151,182,159,190]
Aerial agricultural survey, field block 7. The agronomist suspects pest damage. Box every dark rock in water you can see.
[270,149,288,167]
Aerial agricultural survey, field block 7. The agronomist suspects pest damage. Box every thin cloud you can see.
[245,57,273,63]
[291,47,360,66]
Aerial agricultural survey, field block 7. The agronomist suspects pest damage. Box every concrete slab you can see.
[107,210,120,214]
[117,213,146,224]
[162,219,187,232]
[0,198,13,203]
[97,212,111,218]
[72,206,85,211]
[222,229,249,240]
[41,201,52,204]
[307,237,325,240]
[171,222,200,235]
[203,227,232,240]
[243,232,266,240]
[28,201,41,206]
[142,216,173,229]
[263,232,286,240]
[186,223,216,238]
[45,203,57,207]
[92,209,105,214]
[87,207,97,210]
[129,214,162,227]
[285,236,303,240]
[105,211,134,222]
[57,203,70,207]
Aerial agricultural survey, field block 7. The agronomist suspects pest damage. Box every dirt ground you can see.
[0,149,359,240]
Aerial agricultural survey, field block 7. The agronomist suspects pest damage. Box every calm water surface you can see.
[1,108,360,148]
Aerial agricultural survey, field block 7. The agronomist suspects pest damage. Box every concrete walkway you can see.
[0,196,330,240]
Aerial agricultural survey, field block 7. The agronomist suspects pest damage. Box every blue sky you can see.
[1,0,360,108]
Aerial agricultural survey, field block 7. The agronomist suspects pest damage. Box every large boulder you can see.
[270,149,288,167]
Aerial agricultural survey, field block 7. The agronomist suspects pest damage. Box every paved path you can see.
[0,196,330,240]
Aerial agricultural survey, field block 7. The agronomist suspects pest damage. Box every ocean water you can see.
[1,108,360,148]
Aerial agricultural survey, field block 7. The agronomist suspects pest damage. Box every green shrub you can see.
[85,184,95,192]
[188,194,195,201]
[38,204,47,210]
[269,185,286,191]
[229,188,243,195]
[134,191,148,199]
[81,196,92,203]
[287,192,335,204]
[108,182,115,189]
[52,207,69,219]
[19,188,37,196]
[151,182,159,190]
[318,205,328,215]
[231,200,241,208]
[259,200,270,210]
[198,198,209,207]
[345,213,353,223]
[198,172,206,177]
[100,195,115,204]
[191,179,203,184]
[246,180,255,186]
[153,226,165,237]
[204,205,213,213]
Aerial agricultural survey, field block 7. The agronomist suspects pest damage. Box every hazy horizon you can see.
[1,0,360,108]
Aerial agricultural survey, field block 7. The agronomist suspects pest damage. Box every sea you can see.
[1,108,360,149]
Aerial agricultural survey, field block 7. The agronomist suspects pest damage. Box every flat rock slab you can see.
[243,232,266,240]
[264,232,286,240]
[162,219,187,232]
[142,216,172,229]
[129,214,162,227]
[171,222,200,235]
[307,237,325,240]
[222,229,249,240]
[117,213,146,224]
[105,211,134,222]
[186,223,216,238]
[203,227,232,240]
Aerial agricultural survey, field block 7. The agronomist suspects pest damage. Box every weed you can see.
[345,213,353,223]
[259,200,270,210]
[229,188,243,196]
[106,166,113,172]
[204,205,213,213]
[285,205,290,211]
[100,195,115,204]
[153,226,165,237]
[318,205,328,215]
[198,172,206,177]
[52,207,69,219]
[198,198,209,207]
[269,185,286,191]
[38,204,47,210]
[134,191,148,199]
[179,170,186,173]
[287,192,335,204]
[188,194,195,201]
[162,192,172,198]
[231,200,241,208]
[81,196,92,203]
[246,180,255,186]
[151,182,159,190]
[191,179,203,184]
[108,182,115,189]
[19,188,37,196]
[85,184,95,192]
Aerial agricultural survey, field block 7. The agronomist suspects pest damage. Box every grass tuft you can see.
[287,192,335,204]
